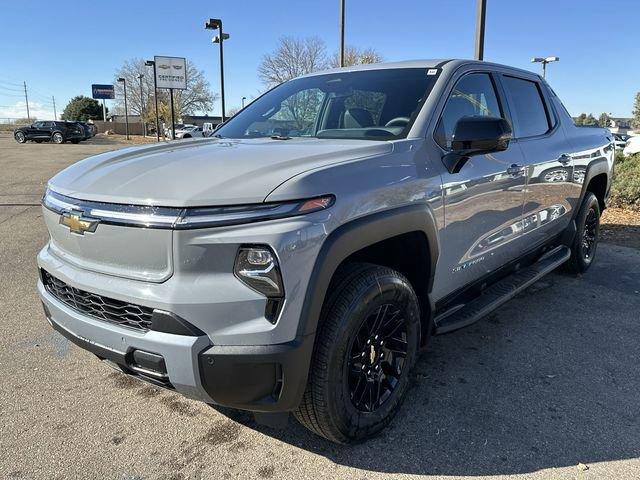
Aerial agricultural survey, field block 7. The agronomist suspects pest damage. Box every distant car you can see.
[612,133,628,151]
[623,136,640,156]
[13,121,85,144]
[78,122,96,139]
[175,126,204,139]
[164,123,196,139]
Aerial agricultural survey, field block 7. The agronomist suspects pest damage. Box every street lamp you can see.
[137,73,146,137]
[117,77,129,140]
[241,96,246,108]
[531,56,559,78]
[205,18,228,122]
[145,60,160,142]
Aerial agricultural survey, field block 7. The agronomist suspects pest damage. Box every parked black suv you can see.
[13,121,85,144]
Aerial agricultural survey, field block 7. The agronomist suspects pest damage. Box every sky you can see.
[0,0,638,121]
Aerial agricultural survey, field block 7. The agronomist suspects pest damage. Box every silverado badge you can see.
[59,211,99,235]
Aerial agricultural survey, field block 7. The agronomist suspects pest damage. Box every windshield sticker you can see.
[427,69,439,75]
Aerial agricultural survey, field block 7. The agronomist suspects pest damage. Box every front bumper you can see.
[38,278,314,411]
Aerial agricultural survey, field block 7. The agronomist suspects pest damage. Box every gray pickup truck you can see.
[38,59,614,443]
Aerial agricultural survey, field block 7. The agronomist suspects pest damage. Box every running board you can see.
[434,246,571,335]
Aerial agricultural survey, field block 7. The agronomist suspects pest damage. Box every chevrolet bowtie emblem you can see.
[59,211,99,235]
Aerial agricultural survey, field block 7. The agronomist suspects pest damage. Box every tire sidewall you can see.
[324,274,420,440]
[573,193,600,272]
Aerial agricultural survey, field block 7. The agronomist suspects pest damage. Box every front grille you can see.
[42,270,153,331]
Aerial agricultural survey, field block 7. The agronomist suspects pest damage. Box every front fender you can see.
[297,203,440,338]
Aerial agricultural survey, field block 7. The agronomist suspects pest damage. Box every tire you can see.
[294,263,421,443]
[14,131,26,143]
[51,132,64,144]
[565,192,600,274]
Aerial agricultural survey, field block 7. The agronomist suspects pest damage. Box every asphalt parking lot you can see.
[1,133,639,480]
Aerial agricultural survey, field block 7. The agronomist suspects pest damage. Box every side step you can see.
[434,246,571,334]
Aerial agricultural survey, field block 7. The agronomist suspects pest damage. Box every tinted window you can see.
[502,76,549,137]
[435,73,502,150]
[215,68,439,141]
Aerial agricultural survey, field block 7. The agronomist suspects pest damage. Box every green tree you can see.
[574,113,587,125]
[60,96,105,121]
[598,112,611,128]
[584,113,598,126]
[632,92,640,130]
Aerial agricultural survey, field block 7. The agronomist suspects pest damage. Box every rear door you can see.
[431,71,527,299]
[499,74,573,247]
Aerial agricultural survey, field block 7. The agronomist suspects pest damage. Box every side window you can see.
[435,73,502,150]
[502,76,550,137]
[33,121,44,128]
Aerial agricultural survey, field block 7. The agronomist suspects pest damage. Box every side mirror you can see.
[442,116,512,174]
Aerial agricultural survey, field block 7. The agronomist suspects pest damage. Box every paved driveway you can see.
[1,134,639,479]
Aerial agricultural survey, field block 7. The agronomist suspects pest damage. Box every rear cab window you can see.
[501,76,551,138]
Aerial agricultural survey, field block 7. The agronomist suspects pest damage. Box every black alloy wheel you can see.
[346,303,409,413]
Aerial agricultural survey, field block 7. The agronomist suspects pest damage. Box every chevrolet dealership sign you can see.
[154,56,187,90]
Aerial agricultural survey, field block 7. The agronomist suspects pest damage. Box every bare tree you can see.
[113,58,218,122]
[258,36,329,88]
[330,46,384,68]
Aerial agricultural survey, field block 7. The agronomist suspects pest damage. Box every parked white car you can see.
[175,125,204,139]
[623,136,640,156]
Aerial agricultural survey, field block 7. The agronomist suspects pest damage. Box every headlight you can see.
[234,246,283,297]
[174,194,335,229]
[234,245,285,323]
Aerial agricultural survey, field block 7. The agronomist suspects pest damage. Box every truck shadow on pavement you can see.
[214,244,640,476]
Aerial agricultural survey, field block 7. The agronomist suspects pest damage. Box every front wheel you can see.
[565,192,600,274]
[14,131,26,143]
[294,263,420,443]
[51,132,64,144]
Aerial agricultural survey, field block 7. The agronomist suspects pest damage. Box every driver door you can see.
[432,71,527,299]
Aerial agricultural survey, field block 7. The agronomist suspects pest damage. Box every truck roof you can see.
[299,59,540,80]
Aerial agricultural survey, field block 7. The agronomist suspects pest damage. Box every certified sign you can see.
[91,84,115,99]
[154,56,187,90]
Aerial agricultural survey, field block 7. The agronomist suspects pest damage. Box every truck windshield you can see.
[215,68,439,141]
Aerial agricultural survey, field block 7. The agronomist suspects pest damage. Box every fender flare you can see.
[297,203,440,338]
[576,157,609,213]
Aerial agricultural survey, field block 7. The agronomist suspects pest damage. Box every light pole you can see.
[531,56,559,78]
[137,73,146,137]
[145,60,160,141]
[117,77,129,140]
[205,18,228,122]
[241,96,246,108]
[339,0,345,67]
[474,0,487,60]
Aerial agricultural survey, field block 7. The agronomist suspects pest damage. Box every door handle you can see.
[506,164,524,176]
[557,154,572,165]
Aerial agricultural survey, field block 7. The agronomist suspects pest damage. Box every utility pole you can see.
[474,0,487,61]
[52,96,57,120]
[339,0,346,67]
[23,81,31,121]
[138,73,146,136]
[145,60,160,142]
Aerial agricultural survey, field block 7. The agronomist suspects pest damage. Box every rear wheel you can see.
[294,263,420,443]
[14,131,26,143]
[565,192,600,274]
[51,132,64,144]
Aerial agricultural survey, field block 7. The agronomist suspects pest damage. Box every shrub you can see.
[610,153,640,209]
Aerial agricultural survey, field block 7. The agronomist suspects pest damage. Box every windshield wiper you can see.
[270,134,291,140]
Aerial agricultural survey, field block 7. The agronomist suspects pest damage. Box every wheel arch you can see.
[297,204,440,342]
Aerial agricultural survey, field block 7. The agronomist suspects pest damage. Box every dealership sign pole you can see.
[154,56,187,140]
[91,84,115,124]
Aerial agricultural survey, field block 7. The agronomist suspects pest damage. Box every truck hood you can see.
[49,137,392,207]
